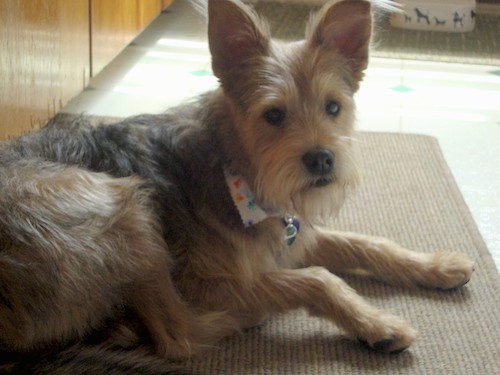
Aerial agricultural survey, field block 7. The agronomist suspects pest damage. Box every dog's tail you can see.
[0,345,191,375]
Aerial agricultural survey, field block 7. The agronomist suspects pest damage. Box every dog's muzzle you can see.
[302,148,335,187]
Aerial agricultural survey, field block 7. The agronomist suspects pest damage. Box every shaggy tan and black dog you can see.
[0,1,474,373]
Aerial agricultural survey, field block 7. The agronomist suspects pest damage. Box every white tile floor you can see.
[62,0,500,271]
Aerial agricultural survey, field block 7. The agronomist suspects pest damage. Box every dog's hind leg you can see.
[306,229,474,290]
[129,271,222,358]
[0,163,202,357]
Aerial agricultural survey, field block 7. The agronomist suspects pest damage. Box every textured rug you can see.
[252,2,500,65]
[183,132,500,374]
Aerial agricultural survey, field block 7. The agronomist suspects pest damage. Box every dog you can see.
[414,7,430,25]
[454,12,465,28]
[0,0,474,373]
[435,17,446,26]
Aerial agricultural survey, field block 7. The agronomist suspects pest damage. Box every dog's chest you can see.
[236,217,313,270]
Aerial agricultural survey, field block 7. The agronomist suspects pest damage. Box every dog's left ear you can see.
[306,0,373,86]
[208,0,270,79]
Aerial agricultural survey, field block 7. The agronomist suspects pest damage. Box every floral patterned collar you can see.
[224,168,300,245]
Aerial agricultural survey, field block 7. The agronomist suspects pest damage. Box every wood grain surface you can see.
[0,0,172,140]
[0,0,90,139]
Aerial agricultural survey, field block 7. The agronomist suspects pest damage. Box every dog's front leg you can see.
[259,268,418,353]
[306,229,474,290]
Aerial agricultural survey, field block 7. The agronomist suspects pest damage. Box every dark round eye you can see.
[263,108,286,126]
[325,101,340,116]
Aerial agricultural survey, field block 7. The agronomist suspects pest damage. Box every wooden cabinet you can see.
[0,0,172,140]
[0,0,90,140]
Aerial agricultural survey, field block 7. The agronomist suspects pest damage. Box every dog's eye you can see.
[263,108,286,126]
[325,101,341,117]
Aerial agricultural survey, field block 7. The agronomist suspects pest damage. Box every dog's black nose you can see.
[302,149,335,176]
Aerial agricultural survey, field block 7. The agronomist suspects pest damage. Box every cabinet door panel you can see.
[0,0,90,139]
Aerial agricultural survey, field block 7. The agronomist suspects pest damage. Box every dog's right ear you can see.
[208,0,270,78]
[306,0,373,87]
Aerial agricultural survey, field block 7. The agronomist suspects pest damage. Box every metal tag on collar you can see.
[283,216,300,246]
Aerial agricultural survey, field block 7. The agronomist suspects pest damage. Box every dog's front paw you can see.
[420,251,475,290]
[357,314,419,354]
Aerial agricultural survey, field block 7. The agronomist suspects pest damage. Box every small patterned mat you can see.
[252,2,500,65]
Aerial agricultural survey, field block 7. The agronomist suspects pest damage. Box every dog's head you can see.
[208,0,377,220]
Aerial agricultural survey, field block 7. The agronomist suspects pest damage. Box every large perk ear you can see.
[306,0,373,83]
[208,0,270,79]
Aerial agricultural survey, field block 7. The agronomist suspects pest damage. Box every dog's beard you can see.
[253,136,360,222]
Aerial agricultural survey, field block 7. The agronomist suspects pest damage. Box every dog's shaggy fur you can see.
[0,0,474,373]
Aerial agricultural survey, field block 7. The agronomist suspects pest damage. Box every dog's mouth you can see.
[312,177,334,188]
